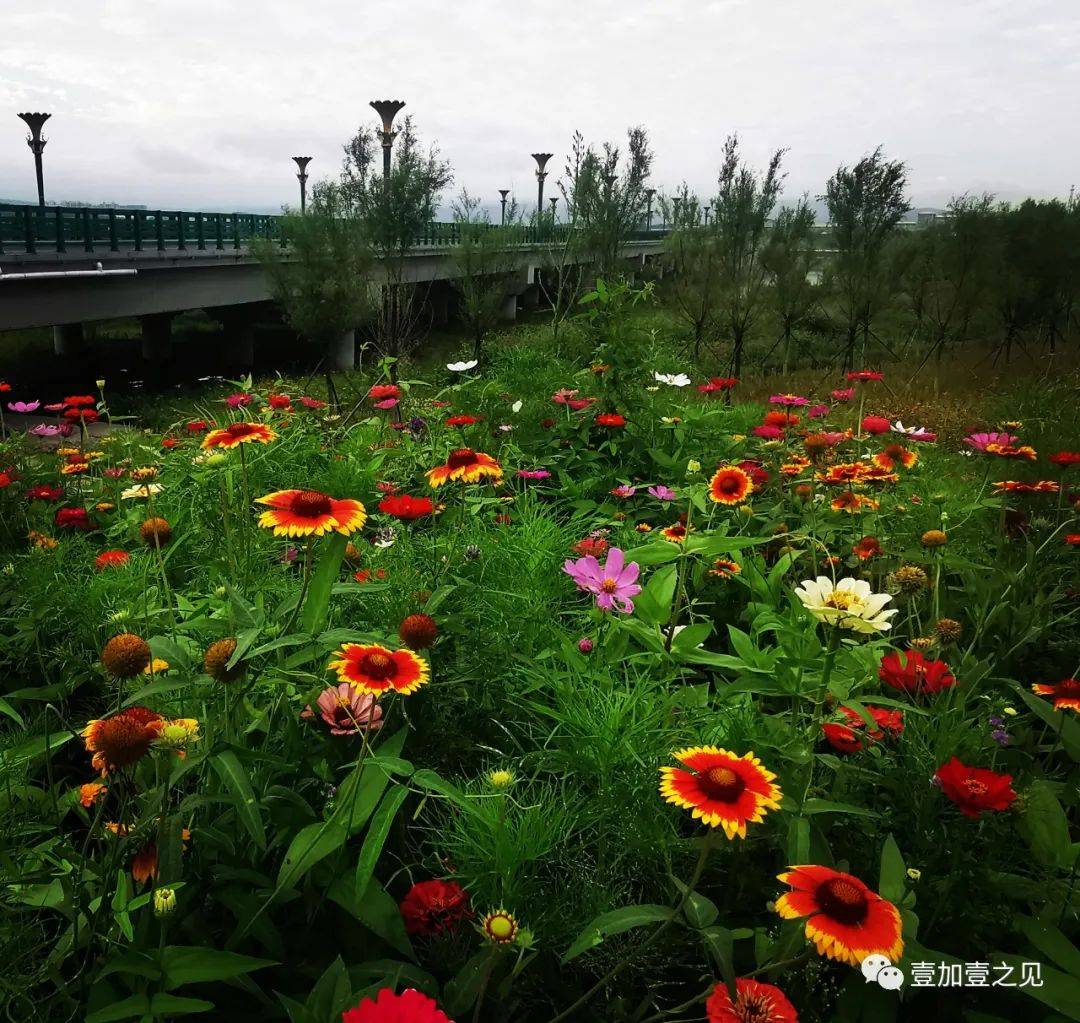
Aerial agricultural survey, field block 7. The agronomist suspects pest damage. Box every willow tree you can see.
[711,135,785,377]
[822,147,909,370]
[340,115,453,361]
[256,181,372,408]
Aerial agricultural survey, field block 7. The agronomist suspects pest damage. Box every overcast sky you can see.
[2,0,1077,215]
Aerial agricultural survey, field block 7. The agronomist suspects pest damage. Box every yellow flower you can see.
[488,769,515,789]
[153,888,177,917]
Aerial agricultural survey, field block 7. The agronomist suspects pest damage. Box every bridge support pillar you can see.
[141,314,174,374]
[225,319,255,371]
[429,286,449,327]
[521,285,539,312]
[53,323,85,357]
[499,294,517,322]
[327,330,355,371]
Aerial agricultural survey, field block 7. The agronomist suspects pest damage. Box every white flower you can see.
[511,400,523,414]
[794,576,897,634]
[447,359,479,372]
[121,483,163,500]
[653,372,692,387]
[892,421,934,440]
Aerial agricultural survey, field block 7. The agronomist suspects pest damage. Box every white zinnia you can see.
[447,359,479,372]
[794,576,897,634]
[121,483,163,500]
[654,372,692,387]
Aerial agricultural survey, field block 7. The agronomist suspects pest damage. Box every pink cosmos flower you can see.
[769,393,810,407]
[30,423,73,437]
[7,401,40,413]
[563,547,641,614]
[831,388,855,402]
[301,683,383,735]
[648,485,677,501]
[517,469,552,480]
[965,431,1018,452]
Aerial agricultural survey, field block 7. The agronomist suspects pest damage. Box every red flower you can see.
[445,415,482,427]
[1067,534,1080,546]
[1031,678,1080,713]
[935,757,1016,817]
[185,419,210,433]
[752,425,784,440]
[737,459,769,490]
[698,376,738,394]
[63,395,96,407]
[573,536,609,558]
[860,416,890,435]
[342,988,453,1023]
[705,978,798,1023]
[846,370,884,383]
[763,410,799,428]
[65,407,100,424]
[878,650,955,695]
[55,507,92,530]
[379,494,435,520]
[595,413,626,428]
[300,396,327,409]
[368,384,402,402]
[399,879,471,936]
[822,722,863,754]
[852,536,882,560]
[268,393,292,410]
[95,550,131,571]
[1049,451,1080,468]
[26,485,63,502]
[161,437,178,449]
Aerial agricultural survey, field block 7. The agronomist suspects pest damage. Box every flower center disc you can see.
[699,765,746,802]
[291,491,333,518]
[359,651,394,679]
[225,422,252,436]
[963,779,988,797]
[817,877,869,925]
[736,993,772,1023]
[447,449,478,470]
[599,577,619,593]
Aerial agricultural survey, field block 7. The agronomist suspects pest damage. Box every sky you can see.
[1,0,1077,216]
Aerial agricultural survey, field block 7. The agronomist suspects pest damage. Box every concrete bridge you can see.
[0,202,668,370]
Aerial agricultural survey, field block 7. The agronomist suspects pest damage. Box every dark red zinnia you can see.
[399,879,472,936]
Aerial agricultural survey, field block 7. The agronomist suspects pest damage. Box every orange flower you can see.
[256,489,367,537]
[660,522,693,544]
[659,747,781,839]
[82,707,165,775]
[1032,678,1080,714]
[709,466,753,506]
[815,462,869,486]
[201,421,277,449]
[132,844,158,885]
[705,978,798,1023]
[852,536,882,560]
[328,643,430,696]
[79,781,107,808]
[709,558,741,578]
[426,449,503,487]
[873,444,918,471]
[775,864,903,966]
[831,492,879,514]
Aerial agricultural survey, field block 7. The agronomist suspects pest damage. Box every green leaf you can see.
[354,785,410,899]
[330,726,408,835]
[562,904,671,962]
[1016,916,1080,978]
[672,879,718,929]
[803,798,880,819]
[86,993,215,1022]
[1017,688,1080,762]
[993,955,1080,1021]
[1018,781,1073,870]
[443,949,494,1016]
[160,946,275,989]
[276,822,349,891]
[212,750,266,850]
[300,533,349,635]
[329,876,416,960]
[877,834,906,904]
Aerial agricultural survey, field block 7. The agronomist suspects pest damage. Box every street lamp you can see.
[18,112,51,207]
[292,156,312,213]
[370,100,406,179]
[703,205,711,226]
[672,196,682,227]
[645,187,655,232]
[499,189,510,225]
[549,196,558,223]
[531,152,553,222]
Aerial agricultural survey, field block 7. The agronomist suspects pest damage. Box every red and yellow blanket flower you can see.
[256,489,367,537]
[82,706,165,775]
[328,643,430,696]
[660,747,781,839]
[200,421,277,449]
[709,466,753,506]
[426,448,503,487]
[775,864,903,967]
[1032,678,1080,713]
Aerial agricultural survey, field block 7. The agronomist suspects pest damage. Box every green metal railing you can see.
[0,202,669,257]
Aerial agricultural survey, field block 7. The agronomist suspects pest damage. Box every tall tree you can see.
[762,198,818,374]
[340,115,453,361]
[664,184,719,360]
[711,135,785,377]
[822,146,909,370]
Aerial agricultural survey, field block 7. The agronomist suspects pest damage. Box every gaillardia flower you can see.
[201,421,277,449]
[660,747,782,839]
[426,449,503,487]
[794,577,897,634]
[481,909,520,944]
[82,706,164,775]
[705,978,798,1023]
[256,489,367,537]
[203,637,243,683]
[1032,678,1080,713]
[101,633,152,678]
[709,466,753,505]
[775,864,903,966]
[329,643,430,696]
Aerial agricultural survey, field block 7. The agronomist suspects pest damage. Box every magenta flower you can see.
[7,400,40,413]
[831,388,855,402]
[578,637,594,654]
[301,683,384,735]
[225,392,252,408]
[374,398,399,410]
[517,469,552,480]
[563,547,641,614]
[807,404,830,419]
[648,485,677,501]
[965,431,1018,452]
[769,393,810,407]
[753,424,784,440]
[30,423,73,437]
[611,484,636,499]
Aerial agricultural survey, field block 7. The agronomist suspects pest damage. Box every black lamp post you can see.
[703,205,711,226]
[292,156,312,213]
[645,187,655,232]
[370,100,406,179]
[549,196,558,223]
[531,152,553,222]
[18,112,50,207]
[672,196,682,227]
[499,189,510,225]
